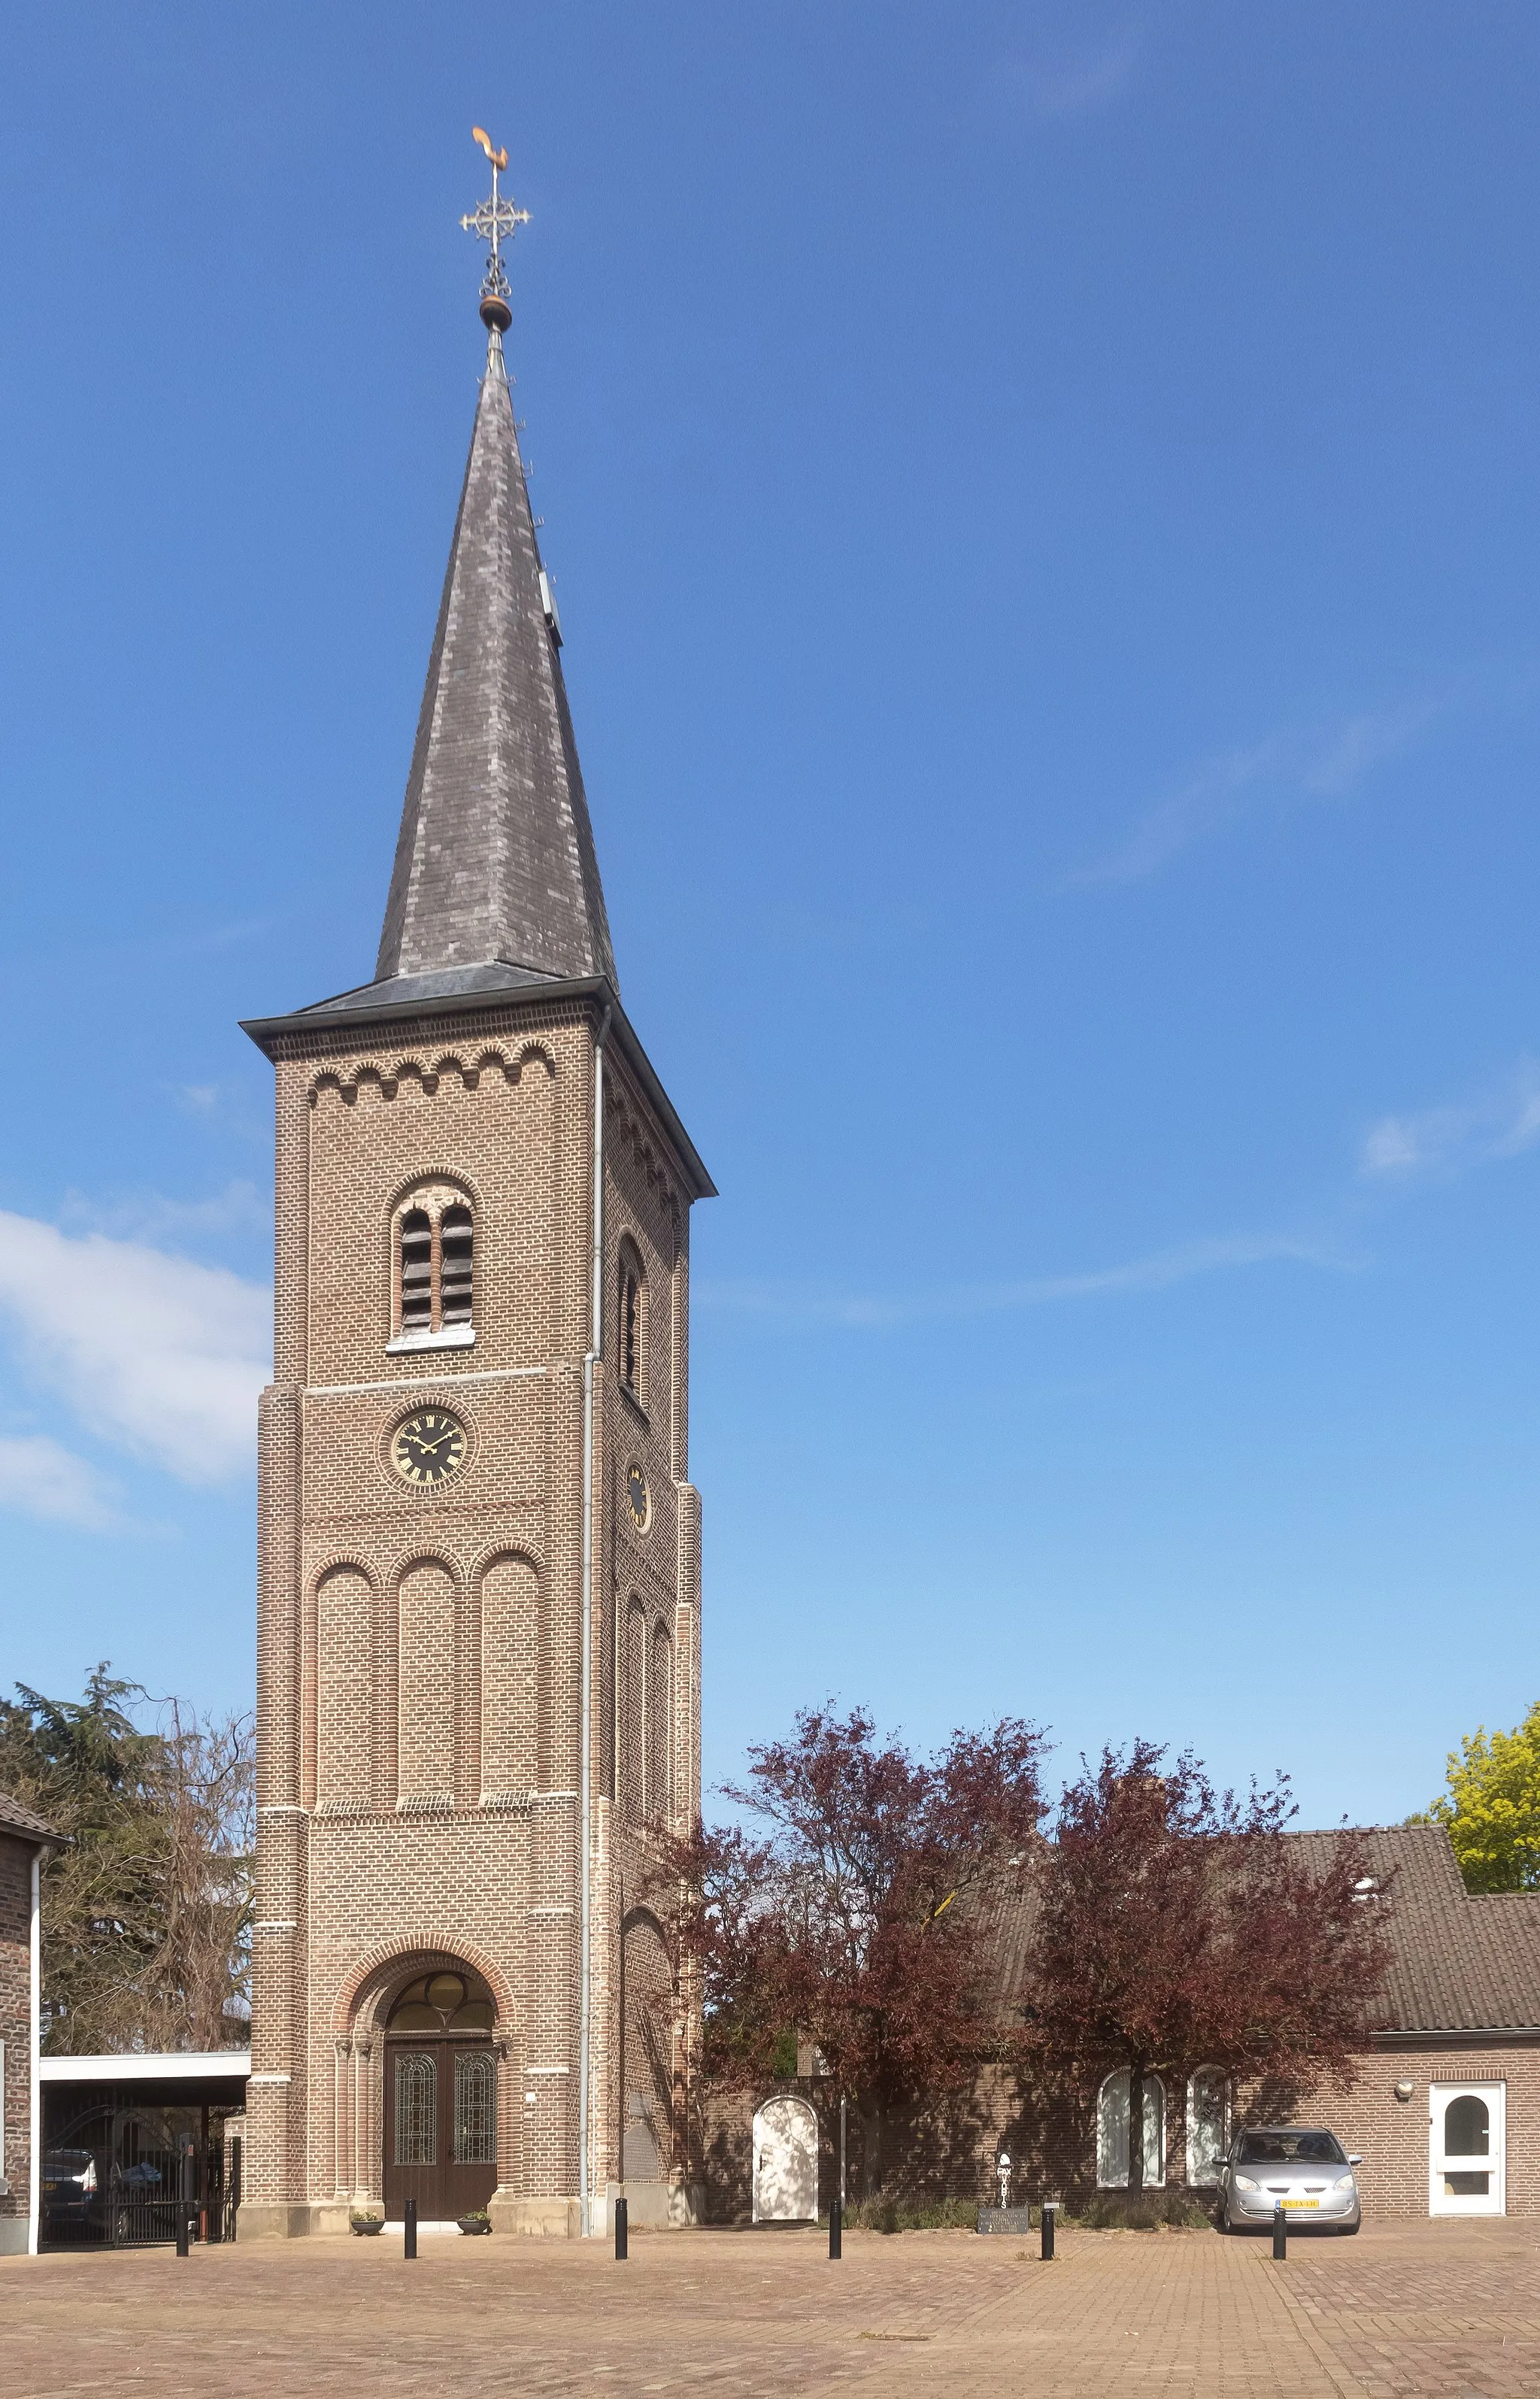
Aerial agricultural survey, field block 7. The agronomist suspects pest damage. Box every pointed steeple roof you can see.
[371,338,617,995]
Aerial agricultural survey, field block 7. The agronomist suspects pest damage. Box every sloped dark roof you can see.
[0,1790,66,1848]
[1290,1825,1540,2035]
[972,1824,1540,2040]
[373,333,617,993]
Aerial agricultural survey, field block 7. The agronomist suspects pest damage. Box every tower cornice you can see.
[240,976,716,1203]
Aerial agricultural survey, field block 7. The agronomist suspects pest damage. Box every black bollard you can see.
[829,2201,841,2260]
[614,2195,629,2261]
[404,2197,418,2261]
[175,2209,190,2258]
[1272,2201,1287,2261]
[1041,2200,1056,2261]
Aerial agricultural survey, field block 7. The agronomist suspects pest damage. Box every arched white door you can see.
[1430,2081,1505,2216]
[752,2095,819,2223]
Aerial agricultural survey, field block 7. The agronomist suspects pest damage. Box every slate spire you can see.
[374,325,618,993]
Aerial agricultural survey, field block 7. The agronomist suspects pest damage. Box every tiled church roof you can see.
[302,326,617,1027]
[238,316,716,1200]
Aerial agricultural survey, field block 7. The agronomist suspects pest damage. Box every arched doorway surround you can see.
[328,1942,516,2217]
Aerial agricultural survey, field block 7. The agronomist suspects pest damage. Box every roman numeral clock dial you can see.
[390,1408,468,1488]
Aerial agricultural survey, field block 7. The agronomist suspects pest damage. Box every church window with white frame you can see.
[1186,2067,1228,2186]
[1097,2068,1166,2188]
[389,1183,476,1351]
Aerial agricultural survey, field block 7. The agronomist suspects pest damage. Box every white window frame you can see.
[1186,2066,1229,2188]
[1097,2068,1166,2188]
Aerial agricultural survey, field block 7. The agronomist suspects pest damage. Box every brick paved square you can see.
[10,2219,1540,2397]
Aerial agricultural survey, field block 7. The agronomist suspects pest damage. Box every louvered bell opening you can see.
[400,1210,433,1327]
[620,1269,640,1391]
[440,1205,474,1326]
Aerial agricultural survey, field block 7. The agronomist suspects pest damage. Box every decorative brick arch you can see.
[385,1549,462,1602]
[305,1040,556,1109]
[619,1906,678,2183]
[332,1932,518,2039]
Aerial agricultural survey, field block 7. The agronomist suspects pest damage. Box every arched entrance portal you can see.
[380,1964,499,2224]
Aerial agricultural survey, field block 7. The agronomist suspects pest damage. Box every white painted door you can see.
[1429,2080,1505,2216]
[752,2096,819,2223]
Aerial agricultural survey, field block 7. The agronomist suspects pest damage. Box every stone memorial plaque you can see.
[977,2205,1035,2235]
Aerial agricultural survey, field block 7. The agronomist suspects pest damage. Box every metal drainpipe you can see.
[28,1849,41,2255]
[578,1004,612,2239]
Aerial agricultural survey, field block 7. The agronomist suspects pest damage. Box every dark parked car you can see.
[41,2149,99,2225]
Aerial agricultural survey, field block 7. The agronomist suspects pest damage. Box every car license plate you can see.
[1282,2198,1318,2209]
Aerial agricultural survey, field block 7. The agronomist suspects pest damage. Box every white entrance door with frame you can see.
[1429,2079,1505,2216]
[751,2096,819,2224]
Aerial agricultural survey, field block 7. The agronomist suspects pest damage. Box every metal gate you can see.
[41,2103,232,2249]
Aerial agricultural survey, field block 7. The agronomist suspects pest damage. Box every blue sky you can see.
[2,2,1538,1826]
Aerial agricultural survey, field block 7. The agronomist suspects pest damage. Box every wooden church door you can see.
[383,2040,498,2222]
[380,1967,501,2222]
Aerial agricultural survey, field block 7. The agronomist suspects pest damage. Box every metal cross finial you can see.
[461,128,529,332]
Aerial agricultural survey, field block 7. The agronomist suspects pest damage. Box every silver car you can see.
[1217,2125,1363,2234]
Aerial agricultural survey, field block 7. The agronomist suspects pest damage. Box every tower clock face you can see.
[390,1408,468,1488]
[626,1463,650,1528]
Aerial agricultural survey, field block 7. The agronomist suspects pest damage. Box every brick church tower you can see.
[239,164,713,2237]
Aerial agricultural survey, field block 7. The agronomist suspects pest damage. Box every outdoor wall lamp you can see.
[1393,2079,1416,2101]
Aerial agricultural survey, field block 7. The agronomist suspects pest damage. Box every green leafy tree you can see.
[1417,1703,1540,1892]
[0,1664,253,2052]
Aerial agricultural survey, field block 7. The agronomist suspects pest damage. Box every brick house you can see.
[1296,1825,1540,2221]
[979,1823,1540,2222]
[237,205,711,2237]
[0,1793,66,2255]
[721,1824,1540,2225]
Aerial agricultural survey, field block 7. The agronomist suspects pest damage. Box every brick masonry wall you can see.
[705,2040,1540,2224]
[1326,2044,1540,2219]
[250,994,704,2222]
[0,1833,32,2236]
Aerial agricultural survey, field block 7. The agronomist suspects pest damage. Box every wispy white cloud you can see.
[59,1180,271,1250]
[997,20,1144,120]
[1068,697,1444,887]
[1360,1059,1540,1182]
[0,1212,270,1485]
[0,1435,119,1529]
[700,1230,1345,1329]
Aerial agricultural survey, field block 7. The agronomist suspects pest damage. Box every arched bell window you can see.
[399,1210,432,1332]
[390,1184,476,1351]
[617,1238,646,1404]
[440,1206,474,1326]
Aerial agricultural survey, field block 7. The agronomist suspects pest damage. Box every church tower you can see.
[239,147,712,2237]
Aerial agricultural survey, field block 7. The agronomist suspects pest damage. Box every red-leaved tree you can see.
[662,1706,1047,2195]
[1029,1741,1395,2191]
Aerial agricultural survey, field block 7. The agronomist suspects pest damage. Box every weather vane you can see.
[462,128,529,336]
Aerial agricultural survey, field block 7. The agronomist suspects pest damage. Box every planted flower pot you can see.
[458,2211,493,2236]
[350,2212,386,2237]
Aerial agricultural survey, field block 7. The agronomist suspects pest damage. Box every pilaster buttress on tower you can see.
[238,137,713,2240]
